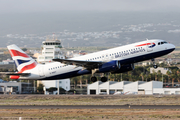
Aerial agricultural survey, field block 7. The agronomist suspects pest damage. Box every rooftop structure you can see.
[37,38,64,63]
[87,81,180,95]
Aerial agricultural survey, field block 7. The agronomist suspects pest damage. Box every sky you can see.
[0,0,180,14]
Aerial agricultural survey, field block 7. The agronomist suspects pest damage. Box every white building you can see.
[150,67,170,75]
[40,79,70,91]
[37,39,64,63]
[37,38,70,93]
[0,80,32,94]
[87,81,180,95]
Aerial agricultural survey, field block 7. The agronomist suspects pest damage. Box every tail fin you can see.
[7,44,37,73]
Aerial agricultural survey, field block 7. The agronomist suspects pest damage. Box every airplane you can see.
[7,39,175,82]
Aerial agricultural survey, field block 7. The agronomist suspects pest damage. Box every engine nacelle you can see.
[98,60,121,73]
[111,64,134,74]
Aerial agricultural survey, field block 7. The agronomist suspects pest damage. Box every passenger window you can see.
[158,42,160,45]
[161,42,164,44]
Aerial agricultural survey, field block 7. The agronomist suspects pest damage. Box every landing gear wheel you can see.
[151,58,158,69]
[153,65,158,69]
[101,77,108,82]
[91,76,97,82]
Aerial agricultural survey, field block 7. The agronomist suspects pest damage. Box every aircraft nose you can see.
[169,43,176,51]
[171,44,175,50]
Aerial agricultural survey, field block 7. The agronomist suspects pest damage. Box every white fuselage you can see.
[19,39,175,80]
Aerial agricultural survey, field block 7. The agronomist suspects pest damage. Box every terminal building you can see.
[87,81,180,95]
[0,79,33,94]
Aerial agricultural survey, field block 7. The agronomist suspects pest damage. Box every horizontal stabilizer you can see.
[5,73,31,76]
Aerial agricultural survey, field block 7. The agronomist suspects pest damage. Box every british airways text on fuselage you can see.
[115,47,146,58]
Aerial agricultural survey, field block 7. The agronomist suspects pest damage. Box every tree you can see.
[22,48,27,52]
[37,83,44,93]
[177,70,180,83]
[166,71,171,83]
[140,73,144,81]
[157,70,162,81]
[48,87,57,92]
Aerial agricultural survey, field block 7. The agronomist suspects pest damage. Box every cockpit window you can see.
[158,41,168,45]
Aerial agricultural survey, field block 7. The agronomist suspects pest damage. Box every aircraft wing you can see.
[53,58,103,69]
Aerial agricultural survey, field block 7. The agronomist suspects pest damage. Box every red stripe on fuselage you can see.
[9,49,30,58]
[135,43,155,47]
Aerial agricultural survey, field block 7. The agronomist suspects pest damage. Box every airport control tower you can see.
[37,36,70,94]
[37,37,65,63]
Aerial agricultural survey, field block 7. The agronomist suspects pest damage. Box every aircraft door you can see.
[147,42,153,52]
[38,66,45,77]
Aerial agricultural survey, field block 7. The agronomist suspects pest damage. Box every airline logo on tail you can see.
[7,44,37,79]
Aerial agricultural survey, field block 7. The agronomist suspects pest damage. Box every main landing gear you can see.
[101,77,108,82]
[90,71,108,82]
[90,76,108,82]
[90,76,97,82]
[151,58,158,69]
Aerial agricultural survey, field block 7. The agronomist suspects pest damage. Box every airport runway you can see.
[0,105,180,109]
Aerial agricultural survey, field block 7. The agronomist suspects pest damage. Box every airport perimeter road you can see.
[0,105,180,109]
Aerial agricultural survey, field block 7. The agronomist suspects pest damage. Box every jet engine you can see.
[98,60,121,73]
[111,64,134,74]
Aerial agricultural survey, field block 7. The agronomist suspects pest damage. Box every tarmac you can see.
[0,105,180,109]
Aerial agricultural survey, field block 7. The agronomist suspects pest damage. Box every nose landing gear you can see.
[151,58,158,69]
